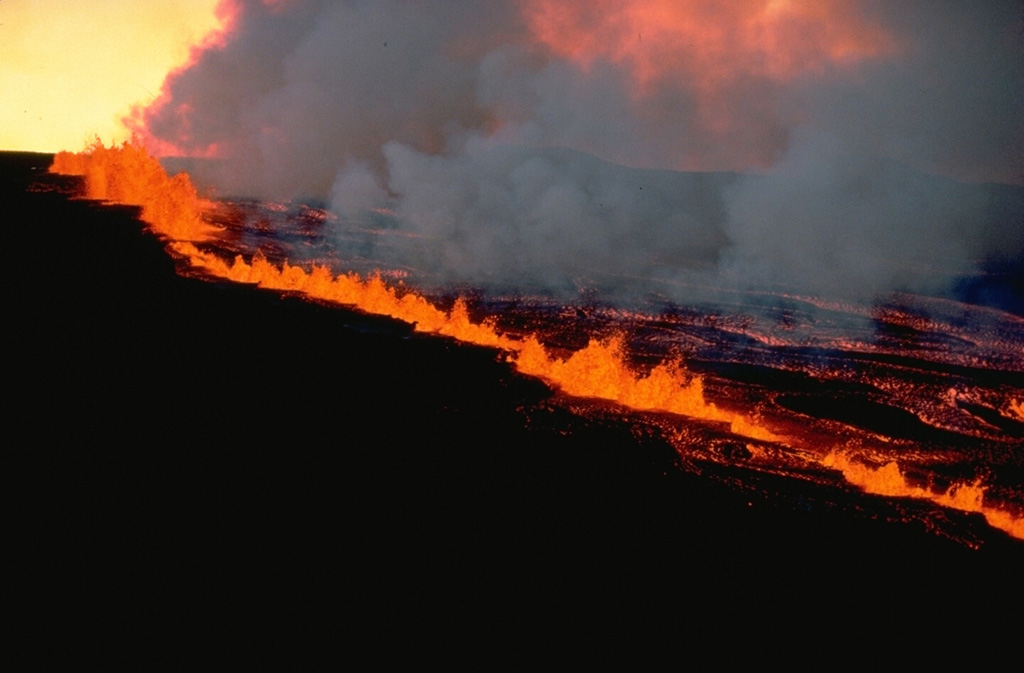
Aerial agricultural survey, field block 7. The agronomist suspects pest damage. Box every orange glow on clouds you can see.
[522,0,895,161]
[0,0,223,153]
[524,0,894,88]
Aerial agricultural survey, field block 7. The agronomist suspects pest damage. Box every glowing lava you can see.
[50,141,774,437]
[52,141,217,241]
[515,335,778,441]
[49,141,1023,543]
[823,451,1024,541]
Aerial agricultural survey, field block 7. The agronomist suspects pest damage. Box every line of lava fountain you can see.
[50,141,776,441]
[822,452,1023,542]
[50,141,1022,542]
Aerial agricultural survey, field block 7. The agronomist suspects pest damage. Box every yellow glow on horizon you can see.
[0,0,223,153]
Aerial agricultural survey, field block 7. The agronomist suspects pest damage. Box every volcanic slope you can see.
[8,151,1023,645]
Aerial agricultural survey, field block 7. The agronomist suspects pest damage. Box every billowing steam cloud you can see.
[135,0,1024,303]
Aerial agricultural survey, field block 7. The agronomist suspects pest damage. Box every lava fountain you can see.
[50,141,1024,544]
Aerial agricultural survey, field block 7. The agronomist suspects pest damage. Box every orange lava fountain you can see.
[514,335,777,441]
[50,140,775,441]
[52,141,218,241]
[174,245,777,441]
[50,141,1023,543]
[823,452,1024,541]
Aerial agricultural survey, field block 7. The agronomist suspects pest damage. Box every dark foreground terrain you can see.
[8,152,1022,655]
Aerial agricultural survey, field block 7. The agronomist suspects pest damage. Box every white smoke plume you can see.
[137,0,1024,304]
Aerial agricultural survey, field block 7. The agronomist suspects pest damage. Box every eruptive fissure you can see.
[50,141,1024,542]
[51,141,777,437]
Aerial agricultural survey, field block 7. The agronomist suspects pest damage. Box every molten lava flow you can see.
[173,244,517,349]
[49,141,1024,543]
[515,335,778,441]
[49,140,775,442]
[822,452,1024,541]
[52,140,217,241]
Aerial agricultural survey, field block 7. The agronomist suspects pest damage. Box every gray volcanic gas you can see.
[138,0,1023,303]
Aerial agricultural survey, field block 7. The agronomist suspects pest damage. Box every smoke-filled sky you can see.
[137,0,1024,187]
[13,0,1024,301]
